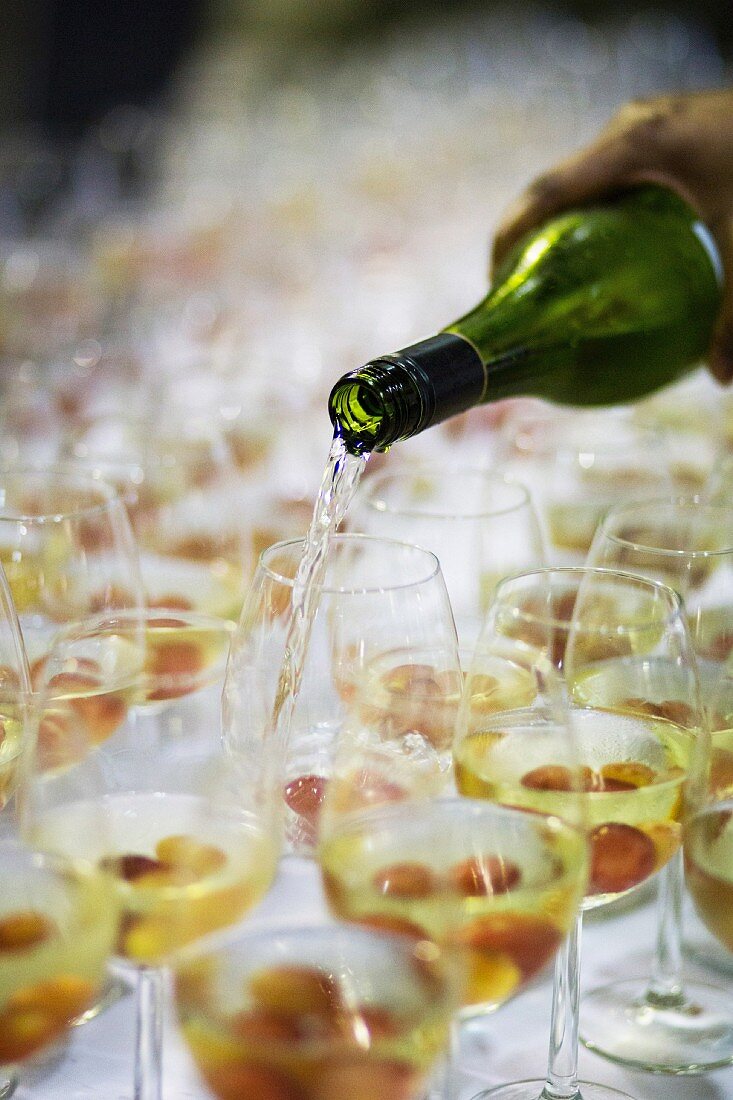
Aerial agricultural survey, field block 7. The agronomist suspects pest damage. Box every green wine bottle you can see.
[328,185,722,453]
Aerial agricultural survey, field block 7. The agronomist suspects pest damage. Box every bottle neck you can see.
[386,332,487,424]
[328,332,485,452]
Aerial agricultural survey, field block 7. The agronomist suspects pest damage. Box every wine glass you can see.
[0,360,64,469]
[0,560,31,822]
[174,921,459,1100]
[707,450,733,507]
[682,648,733,1004]
[458,566,703,1100]
[20,607,280,1100]
[582,497,733,1073]
[318,634,587,1095]
[0,467,144,672]
[64,410,250,621]
[0,571,31,1099]
[0,838,121,1099]
[0,240,105,364]
[350,465,545,646]
[495,406,675,564]
[684,795,733,959]
[0,466,143,1034]
[223,532,461,856]
[632,369,726,494]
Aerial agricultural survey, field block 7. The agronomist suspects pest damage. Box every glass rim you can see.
[323,791,583,835]
[42,606,237,640]
[46,458,146,502]
[0,835,112,887]
[597,496,733,559]
[32,608,236,697]
[173,915,452,969]
[491,564,685,631]
[258,532,443,593]
[67,411,237,470]
[0,465,122,523]
[502,406,668,457]
[362,466,533,520]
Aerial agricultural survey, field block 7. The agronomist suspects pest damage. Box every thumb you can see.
[707,216,733,385]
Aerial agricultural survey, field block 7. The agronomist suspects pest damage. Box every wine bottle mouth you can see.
[328,378,385,453]
[328,362,425,454]
[329,335,484,453]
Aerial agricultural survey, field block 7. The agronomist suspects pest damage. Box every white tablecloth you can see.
[15,856,733,1100]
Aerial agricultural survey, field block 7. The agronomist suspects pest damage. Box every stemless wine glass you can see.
[582,497,733,1072]
[223,533,460,855]
[318,634,587,1095]
[495,407,675,565]
[0,838,121,1099]
[0,467,144,670]
[350,465,544,646]
[20,608,281,1100]
[458,566,703,1100]
[174,921,459,1100]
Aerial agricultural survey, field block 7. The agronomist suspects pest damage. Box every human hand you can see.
[491,89,733,382]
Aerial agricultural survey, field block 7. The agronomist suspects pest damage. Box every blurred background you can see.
[1,0,730,135]
[0,0,730,508]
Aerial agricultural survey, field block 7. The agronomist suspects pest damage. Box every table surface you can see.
[14,855,733,1100]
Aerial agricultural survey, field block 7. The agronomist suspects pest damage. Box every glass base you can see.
[470,1079,634,1099]
[580,978,733,1073]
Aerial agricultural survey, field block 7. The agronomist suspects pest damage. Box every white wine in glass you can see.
[0,468,144,668]
[175,922,460,1100]
[318,634,586,1093]
[22,609,281,1100]
[581,497,733,1072]
[459,566,704,1100]
[224,533,459,855]
[0,840,120,1092]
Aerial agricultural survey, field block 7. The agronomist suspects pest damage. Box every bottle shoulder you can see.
[471,185,722,334]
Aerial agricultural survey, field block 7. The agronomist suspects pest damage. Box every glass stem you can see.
[541,913,582,1100]
[134,966,164,1100]
[646,851,684,1006]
